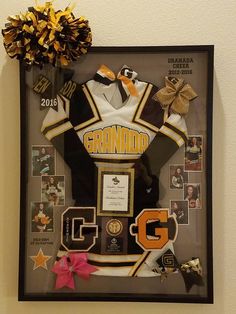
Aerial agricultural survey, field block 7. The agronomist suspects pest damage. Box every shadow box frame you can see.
[18,45,214,303]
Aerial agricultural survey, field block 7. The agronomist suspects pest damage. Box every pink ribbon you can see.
[51,253,97,289]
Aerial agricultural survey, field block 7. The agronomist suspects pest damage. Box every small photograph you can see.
[41,175,65,206]
[184,183,201,209]
[32,145,55,176]
[184,136,203,172]
[169,165,188,189]
[31,202,53,232]
[170,200,189,225]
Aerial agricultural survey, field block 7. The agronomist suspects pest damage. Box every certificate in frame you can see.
[97,167,134,217]
[19,45,214,303]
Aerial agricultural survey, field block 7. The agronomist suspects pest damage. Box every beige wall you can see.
[0,0,235,313]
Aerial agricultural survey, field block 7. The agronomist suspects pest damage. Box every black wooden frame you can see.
[18,45,214,303]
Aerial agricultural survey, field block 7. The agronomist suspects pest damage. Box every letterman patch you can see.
[61,207,98,252]
[130,208,178,251]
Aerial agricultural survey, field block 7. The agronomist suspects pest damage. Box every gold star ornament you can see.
[30,248,51,270]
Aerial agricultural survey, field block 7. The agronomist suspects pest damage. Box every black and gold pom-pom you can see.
[2,2,92,67]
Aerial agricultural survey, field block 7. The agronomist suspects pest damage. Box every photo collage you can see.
[31,145,65,233]
[170,135,203,225]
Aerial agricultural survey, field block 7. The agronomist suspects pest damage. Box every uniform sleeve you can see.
[41,85,96,203]
[41,94,90,171]
[136,82,188,171]
[144,111,188,172]
[159,113,188,147]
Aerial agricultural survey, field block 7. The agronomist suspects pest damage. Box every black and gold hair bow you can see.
[94,64,138,102]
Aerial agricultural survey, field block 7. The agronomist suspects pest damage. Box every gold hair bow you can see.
[154,77,198,115]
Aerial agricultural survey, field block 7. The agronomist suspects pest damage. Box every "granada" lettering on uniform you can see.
[83,126,149,154]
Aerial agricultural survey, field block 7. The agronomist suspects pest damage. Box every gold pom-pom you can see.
[2,2,92,67]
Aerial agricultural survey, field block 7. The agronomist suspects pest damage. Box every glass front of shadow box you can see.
[19,47,213,302]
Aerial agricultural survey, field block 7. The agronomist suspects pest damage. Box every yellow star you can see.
[30,248,51,270]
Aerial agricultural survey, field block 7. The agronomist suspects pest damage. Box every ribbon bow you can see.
[154,77,198,115]
[51,253,97,289]
[94,64,138,102]
[180,257,204,292]
[153,249,179,282]
[152,250,204,292]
